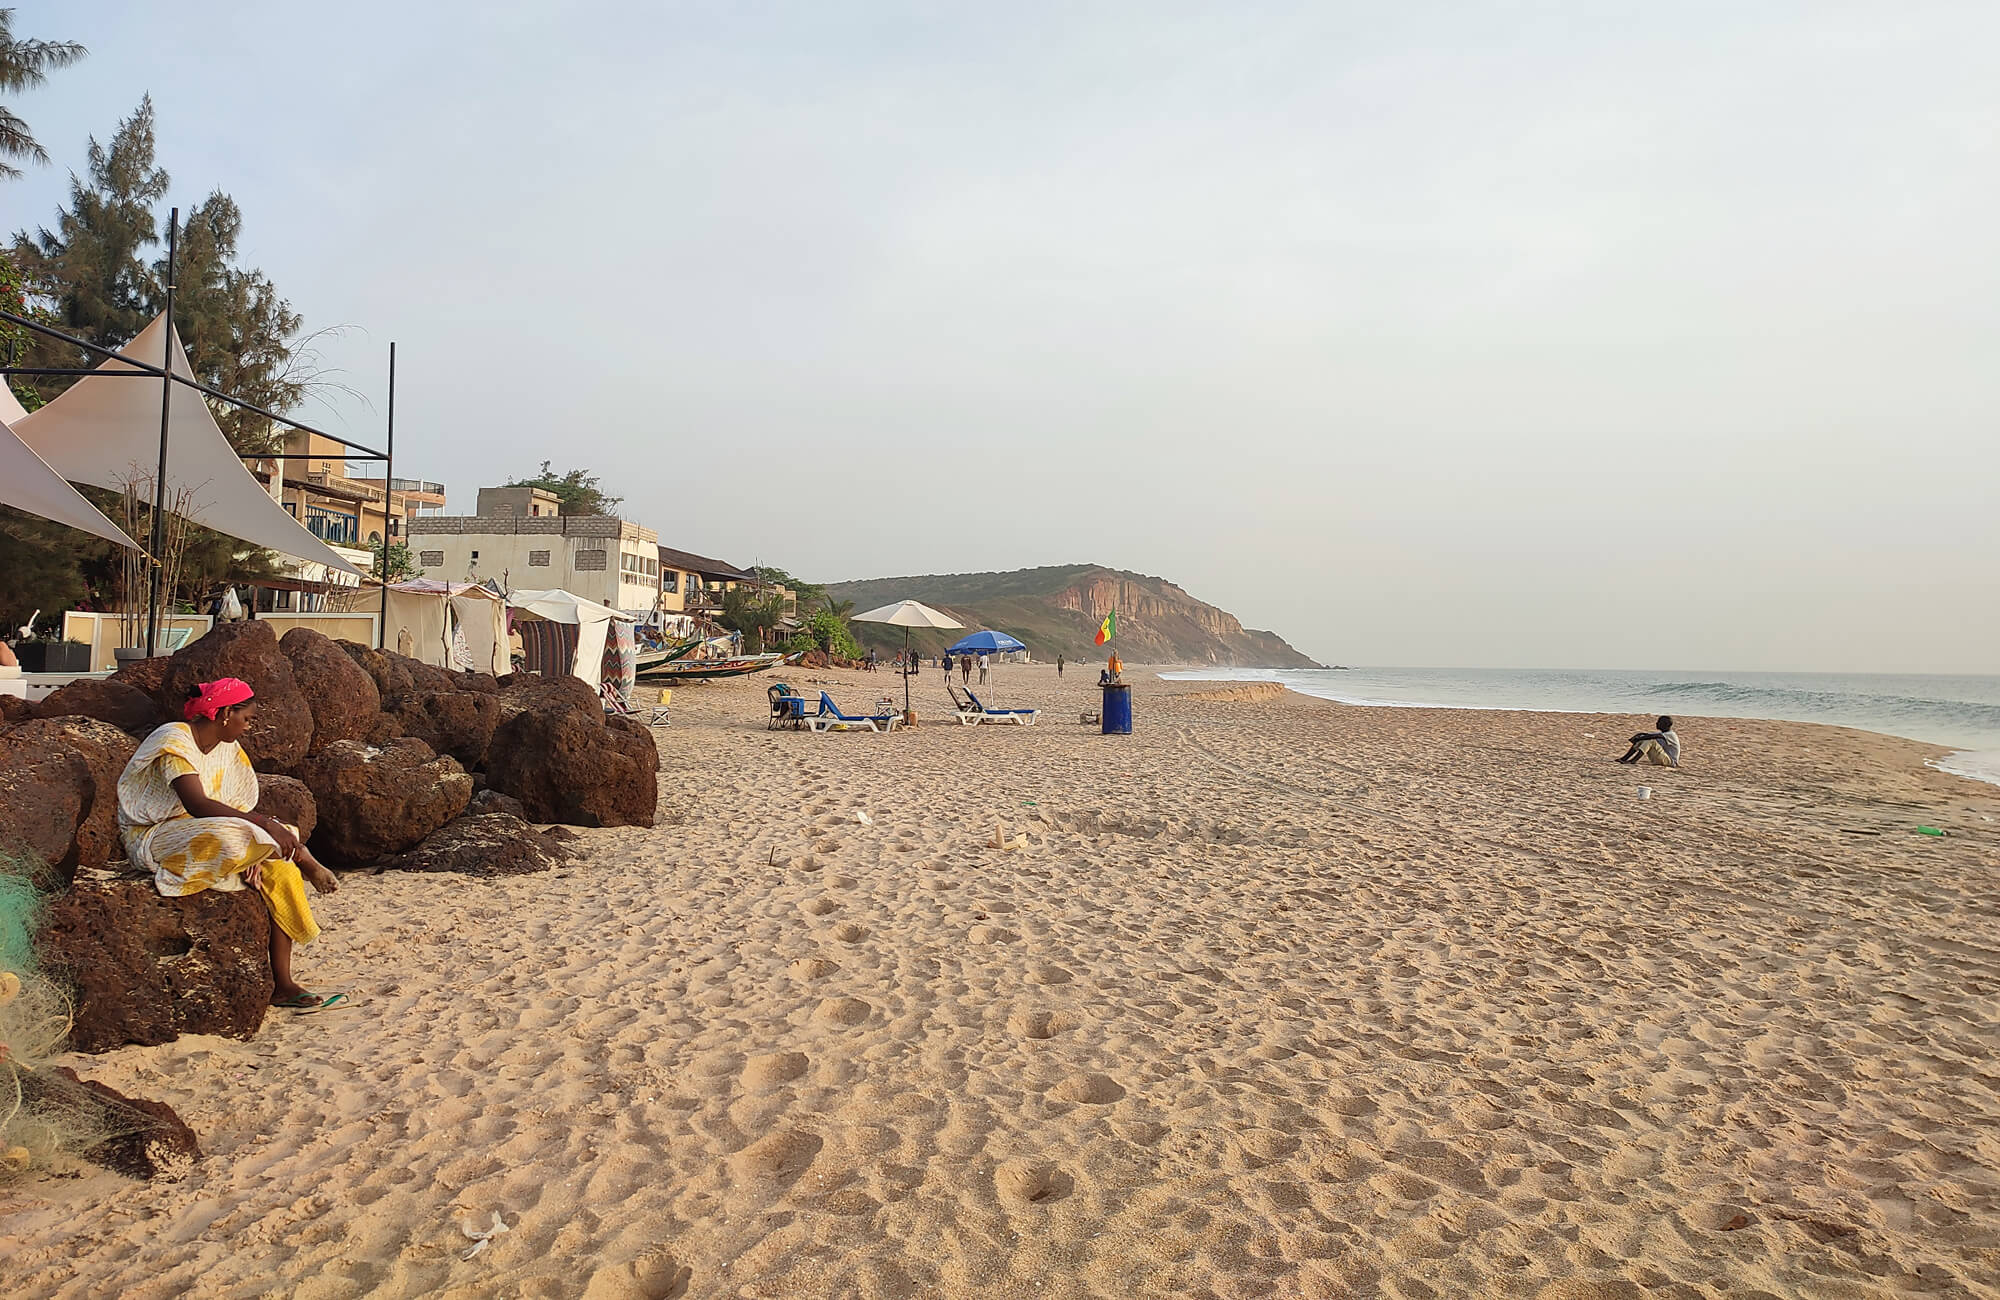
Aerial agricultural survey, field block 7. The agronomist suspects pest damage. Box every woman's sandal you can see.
[273,991,348,1011]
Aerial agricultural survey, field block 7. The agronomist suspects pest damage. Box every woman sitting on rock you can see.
[117,677,345,1011]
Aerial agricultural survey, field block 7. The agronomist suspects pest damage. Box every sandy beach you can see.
[5,664,1998,1299]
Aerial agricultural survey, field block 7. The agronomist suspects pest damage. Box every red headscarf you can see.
[185,677,255,722]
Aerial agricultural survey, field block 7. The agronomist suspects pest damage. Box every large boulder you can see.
[23,1067,202,1180]
[376,813,579,876]
[154,622,312,771]
[385,689,501,768]
[336,641,415,699]
[485,676,658,827]
[37,875,272,1052]
[291,738,473,865]
[452,671,501,695]
[0,694,34,725]
[278,628,381,752]
[33,678,166,735]
[0,717,137,882]
[252,773,318,843]
[107,654,172,700]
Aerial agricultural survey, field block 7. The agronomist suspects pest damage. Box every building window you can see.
[528,550,551,567]
[575,549,608,571]
[470,550,480,561]
[420,549,444,567]
[662,572,678,594]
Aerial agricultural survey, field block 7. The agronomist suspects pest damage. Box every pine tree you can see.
[168,191,305,454]
[0,8,87,180]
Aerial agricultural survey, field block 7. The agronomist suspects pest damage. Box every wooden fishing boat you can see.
[637,652,786,681]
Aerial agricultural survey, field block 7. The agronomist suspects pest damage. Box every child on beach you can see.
[117,678,345,1010]
[1617,716,1682,768]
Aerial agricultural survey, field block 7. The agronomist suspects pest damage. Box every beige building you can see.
[409,489,661,611]
[246,433,447,610]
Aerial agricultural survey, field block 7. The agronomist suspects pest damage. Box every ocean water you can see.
[1158,666,2000,788]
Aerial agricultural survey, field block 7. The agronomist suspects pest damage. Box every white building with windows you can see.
[407,488,660,612]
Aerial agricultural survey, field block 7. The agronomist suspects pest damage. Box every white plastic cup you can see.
[1637,786,1652,800]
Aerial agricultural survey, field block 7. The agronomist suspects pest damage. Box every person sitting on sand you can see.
[117,678,345,1011]
[1617,715,1682,768]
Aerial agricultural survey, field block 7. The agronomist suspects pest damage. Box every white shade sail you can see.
[0,380,139,549]
[11,314,362,575]
[852,599,964,630]
[506,588,635,626]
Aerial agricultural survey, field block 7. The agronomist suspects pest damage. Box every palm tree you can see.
[0,9,87,180]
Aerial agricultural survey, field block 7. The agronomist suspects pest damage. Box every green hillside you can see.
[824,565,1319,668]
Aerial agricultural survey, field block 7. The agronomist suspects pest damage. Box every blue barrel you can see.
[1101,683,1132,735]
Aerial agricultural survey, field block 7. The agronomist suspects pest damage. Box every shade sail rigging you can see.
[11,314,362,574]
[0,382,140,550]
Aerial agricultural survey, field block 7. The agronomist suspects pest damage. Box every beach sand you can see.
[6,665,1999,1298]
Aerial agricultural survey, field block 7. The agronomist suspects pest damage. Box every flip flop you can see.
[273,991,348,1012]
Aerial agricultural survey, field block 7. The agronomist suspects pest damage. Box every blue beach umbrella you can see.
[946,629,1026,656]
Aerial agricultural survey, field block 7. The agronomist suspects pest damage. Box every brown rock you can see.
[452,671,501,695]
[389,650,456,695]
[33,678,167,735]
[24,1067,202,1180]
[278,628,381,752]
[0,717,137,882]
[292,738,473,864]
[0,693,33,724]
[155,622,312,771]
[468,787,526,819]
[107,654,172,699]
[385,689,501,768]
[485,677,658,827]
[336,640,415,699]
[376,813,579,876]
[37,876,273,1052]
[252,773,318,843]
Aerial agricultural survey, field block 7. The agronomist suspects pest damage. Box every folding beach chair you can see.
[810,692,900,733]
[961,687,1038,726]
[603,681,671,726]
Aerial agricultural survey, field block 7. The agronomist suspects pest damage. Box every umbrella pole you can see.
[903,628,912,718]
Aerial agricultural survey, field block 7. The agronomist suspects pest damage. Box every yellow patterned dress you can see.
[117,723,319,944]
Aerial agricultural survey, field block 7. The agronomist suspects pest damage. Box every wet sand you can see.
[6,665,1999,1298]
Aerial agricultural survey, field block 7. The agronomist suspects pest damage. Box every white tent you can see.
[10,314,361,575]
[507,588,634,690]
[383,580,507,674]
[0,383,140,550]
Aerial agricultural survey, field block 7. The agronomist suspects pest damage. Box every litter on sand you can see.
[1915,826,1948,837]
[462,1212,510,1261]
[853,810,872,826]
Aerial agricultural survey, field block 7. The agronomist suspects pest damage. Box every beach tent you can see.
[854,599,964,717]
[507,588,635,690]
[383,580,507,674]
[945,630,1026,656]
[10,314,361,576]
[0,385,140,550]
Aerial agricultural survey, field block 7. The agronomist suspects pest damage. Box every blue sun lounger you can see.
[811,691,901,733]
[954,686,1039,726]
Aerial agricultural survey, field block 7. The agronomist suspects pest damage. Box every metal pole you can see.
[145,208,178,658]
[379,341,395,648]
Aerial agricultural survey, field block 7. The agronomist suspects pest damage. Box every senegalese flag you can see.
[1094,610,1116,646]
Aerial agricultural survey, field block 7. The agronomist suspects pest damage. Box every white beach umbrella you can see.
[853,600,963,716]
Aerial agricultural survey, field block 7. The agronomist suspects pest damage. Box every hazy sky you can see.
[9,2,1996,672]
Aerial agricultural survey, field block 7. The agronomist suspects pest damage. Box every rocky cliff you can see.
[828,565,1320,667]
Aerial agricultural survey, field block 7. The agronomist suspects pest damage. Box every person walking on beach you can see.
[117,679,345,1010]
[1056,654,1064,679]
[1617,716,1682,768]
[942,651,953,680]
[977,653,989,684]
[960,654,971,685]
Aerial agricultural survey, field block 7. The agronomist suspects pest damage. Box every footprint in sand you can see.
[832,923,869,943]
[801,897,840,916]
[968,926,1019,944]
[731,1130,822,1188]
[742,1052,810,1091]
[1050,1073,1124,1104]
[813,996,872,1025]
[580,1250,692,1300]
[1007,1009,1077,1040]
[1027,964,1073,985]
[996,1161,1073,1205]
[790,957,839,981]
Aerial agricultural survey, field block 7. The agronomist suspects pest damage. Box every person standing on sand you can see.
[942,651,953,680]
[1056,654,1064,679]
[960,654,971,685]
[977,652,989,684]
[117,679,345,1011]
